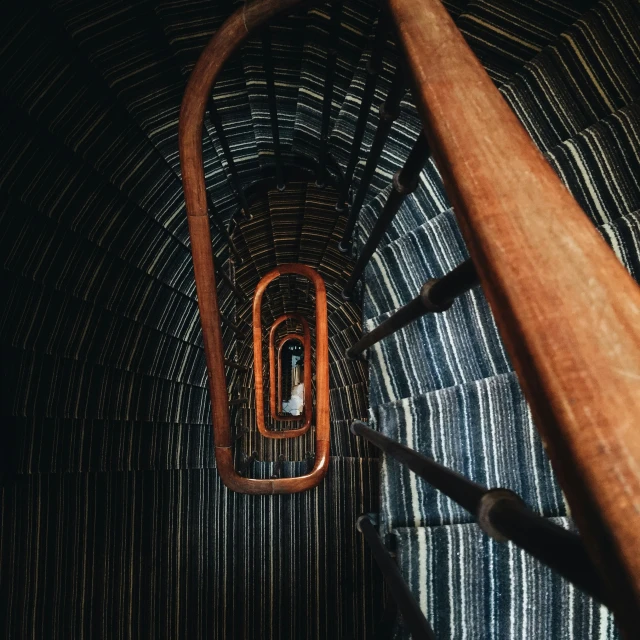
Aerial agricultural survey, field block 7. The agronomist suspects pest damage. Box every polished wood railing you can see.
[179,0,329,495]
[268,313,312,428]
[387,0,640,631]
[181,0,640,628]
[254,264,329,445]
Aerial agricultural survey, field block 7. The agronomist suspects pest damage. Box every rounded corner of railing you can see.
[254,264,329,442]
[179,3,324,496]
[214,440,330,495]
[268,314,313,431]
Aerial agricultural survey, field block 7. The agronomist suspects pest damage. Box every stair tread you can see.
[362,207,461,321]
[599,208,640,281]
[501,0,640,154]
[455,0,584,86]
[544,102,640,227]
[372,372,565,531]
[365,285,511,407]
[291,0,378,160]
[330,381,369,422]
[48,0,237,216]
[391,523,616,639]
[2,459,382,640]
[241,15,305,163]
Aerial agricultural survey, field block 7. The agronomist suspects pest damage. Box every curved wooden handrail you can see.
[268,313,312,426]
[179,0,326,494]
[276,334,308,419]
[254,264,329,446]
[389,0,640,629]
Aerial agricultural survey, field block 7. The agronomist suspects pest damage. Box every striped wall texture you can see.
[1,0,638,637]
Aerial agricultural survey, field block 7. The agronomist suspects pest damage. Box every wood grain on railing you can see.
[268,313,312,426]
[179,0,327,494]
[389,0,640,629]
[254,264,329,447]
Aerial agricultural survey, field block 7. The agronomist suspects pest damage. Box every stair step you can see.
[330,323,363,356]
[362,207,462,321]
[500,0,640,155]
[365,284,511,407]
[3,416,215,474]
[372,373,565,531]
[330,355,367,389]
[2,348,211,424]
[1,269,205,375]
[291,0,377,160]
[545,102,640,227]
[241,15,305,164]
[330,381,368,422]
[599,208,640,281]
[330,420,377,458]
[455,0,584,87]
[327,299,362,336]
[1,458,382,640]
[356,159,449,252]
[329,34,396,168]
[48,0,237,216]
[392,523,616,639]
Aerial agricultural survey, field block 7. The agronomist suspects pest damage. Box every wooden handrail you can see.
[254,264,329,446]
[268,313,312,427]
[389,0,640,629]
[276,334,307,419]
[179,0,327,495]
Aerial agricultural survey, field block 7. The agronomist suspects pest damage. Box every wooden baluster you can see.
[346,259,478,357]
[262,27,285,190]
[351,421,609,605]
[335,16,389,213]
[207,96,251,217]
[316,0,344,188]
[342,132,430,300]
[338,71,406,252]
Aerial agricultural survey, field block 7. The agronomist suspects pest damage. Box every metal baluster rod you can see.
[207,97,251,216]
[224,359,248,372]
[346,259,478,358]
[262,28,285,190]
[213,254,247,302]
[207,192,243,264]
[342,133,431,300]
[335,16,389,212]
[220,310,247,339]
[271,454,286,479]
[357,515,436,640]
[338,71,406,252]
[480,490,609,604]
[232,426,249,443]
[238,450,258,476]
[316,0,343,188]
[350,421,609,605]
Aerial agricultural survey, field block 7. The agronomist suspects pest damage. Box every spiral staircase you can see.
[2,0,640,637]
